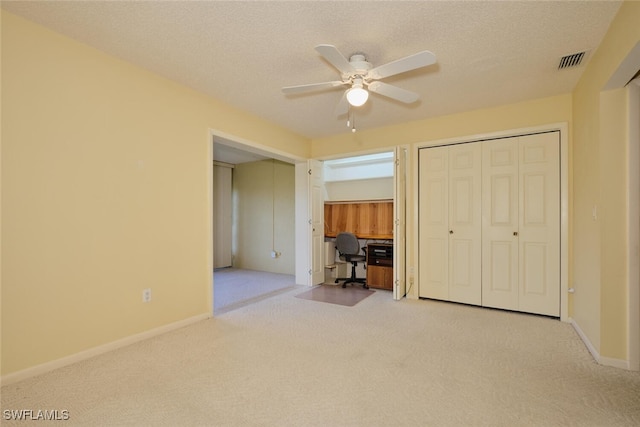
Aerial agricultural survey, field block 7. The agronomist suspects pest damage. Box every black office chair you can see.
[334,232,368,289]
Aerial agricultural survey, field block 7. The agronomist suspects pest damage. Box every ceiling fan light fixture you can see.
[346,79,369,107]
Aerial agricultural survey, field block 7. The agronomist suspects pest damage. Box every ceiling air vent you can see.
[558,51,587,70]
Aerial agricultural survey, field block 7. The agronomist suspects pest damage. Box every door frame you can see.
[628,78,640,371]
[317,147,405,298]
[208,129,306,315]
[413,122,569,321]
[393,145,409,300]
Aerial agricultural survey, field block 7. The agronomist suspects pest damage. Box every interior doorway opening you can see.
[319,149,407,299]
[211,132,302,314]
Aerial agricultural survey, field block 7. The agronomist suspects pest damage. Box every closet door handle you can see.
[513,231,518,236]
[449,230,454,234]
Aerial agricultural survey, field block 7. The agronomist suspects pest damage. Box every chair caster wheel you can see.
[342,283,346,288]
[364,285,369,289]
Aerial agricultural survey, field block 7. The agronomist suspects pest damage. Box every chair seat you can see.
[340,254,365,263]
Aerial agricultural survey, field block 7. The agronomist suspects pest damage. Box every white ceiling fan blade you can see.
[368,81,420,104]
[334,91,349,116]
[315,44,356,75]
[368,50,436,80]
[282,81,345,94]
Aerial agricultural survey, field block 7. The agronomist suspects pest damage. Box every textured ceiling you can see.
[2,1,622,140]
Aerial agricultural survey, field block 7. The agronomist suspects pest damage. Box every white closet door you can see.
[482,139,519,311]
[482,133,560,315]
[448,143,482,305]
[213,165,233,268]
[419,147,449,300]
[518,133,560,316]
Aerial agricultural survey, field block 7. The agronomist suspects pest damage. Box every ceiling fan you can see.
[282,44,436,116]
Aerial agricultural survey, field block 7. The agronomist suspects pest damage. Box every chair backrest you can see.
[336,232,360,255]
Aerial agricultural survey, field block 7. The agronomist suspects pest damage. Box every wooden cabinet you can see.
[367,243,393,290]
[324,200,393,239]
[367,265,393,290]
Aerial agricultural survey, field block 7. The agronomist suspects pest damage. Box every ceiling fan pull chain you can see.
[351,109,357,133]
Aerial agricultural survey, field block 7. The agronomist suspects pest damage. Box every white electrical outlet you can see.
[142,288,151,303]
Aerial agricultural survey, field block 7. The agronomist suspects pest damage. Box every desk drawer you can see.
[368,257,392,267]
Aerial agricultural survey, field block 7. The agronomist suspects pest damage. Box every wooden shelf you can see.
[324,200,393,239]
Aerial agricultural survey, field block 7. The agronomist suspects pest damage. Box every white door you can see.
[482,133,560,315]
[418,144,481,304]
[419,133,561,316]
[309,159,325,285]
[448,143,482,305]
[518,132,560,316]
[393,146,407,300]
[419,146,449,300]
[482,138,520,311]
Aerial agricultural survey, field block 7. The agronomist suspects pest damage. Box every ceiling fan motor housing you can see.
[346,53,372,80]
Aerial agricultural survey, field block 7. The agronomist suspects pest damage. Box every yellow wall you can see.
[1,12,308,375]
[311,94,572,158]
[599,88,628,359]
[572,0,640,361]
[232,160,295,274]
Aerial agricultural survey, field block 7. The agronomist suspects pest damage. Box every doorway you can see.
[320,149,407,299]
[211,132,301,314]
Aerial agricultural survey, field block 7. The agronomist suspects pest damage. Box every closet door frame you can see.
[414,123,569,321]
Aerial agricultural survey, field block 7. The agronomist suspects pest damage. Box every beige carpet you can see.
[295,284,375,306]
[2,287,640,426]
[213,268,297,314]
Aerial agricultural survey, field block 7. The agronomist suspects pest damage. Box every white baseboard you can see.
[570,318,630,370]
[600,356,631,370]
[1,313,211,386]
[570,318,600,361]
